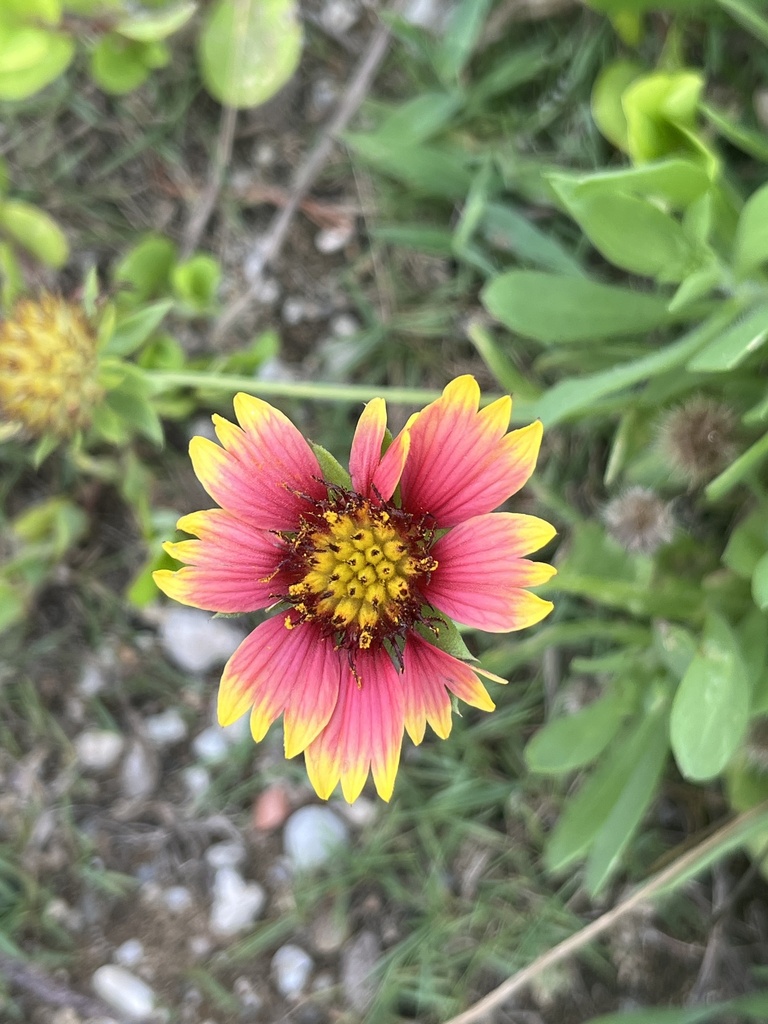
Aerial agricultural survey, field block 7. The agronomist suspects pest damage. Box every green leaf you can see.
[585,703,669,895]
[668,263,721,313]
[0,199,68,268]
[701,100,768,162]
[481,202,583,277]
[90,34,152,94]
[171,254,221,313]
[525,689,630,775]
[716,0,768,45]
[116,1,196,41]
[432,0,493,83]
[371,92,462,146]
[706,430,768,502]
[590,59,643,151]
[482,271,678,345]
[309,442,351,489]
[0,28,72,98]
[670,613,750,781]
[722,509,768,579]
[113,234,177,300]
[652,621,698,680]
[197,0,302,109]
[734,181,768,275]
[101,299,174,357]
[554,190,701,282]
[346,134,472,200]
[544,707,667,873]
[418,611,476,664]
[549,160,711,210]
[0,580,26,635]
[530,307,738,425]
[687,302,768,371]
[752,551,768,611]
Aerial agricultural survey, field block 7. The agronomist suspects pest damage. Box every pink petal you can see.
[189,394,326,531]
[349,398,410,501]
[425,514,555,632]
[399,375,543,527]
[402,633,495,744]
[304,651,405,803]
[217,616,342,759]
[154,509,288,613]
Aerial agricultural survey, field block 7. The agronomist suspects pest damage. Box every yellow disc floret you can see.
[0,294,103,439]
[284,496,438,650]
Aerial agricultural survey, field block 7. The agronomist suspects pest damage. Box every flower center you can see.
[283,493,437,650]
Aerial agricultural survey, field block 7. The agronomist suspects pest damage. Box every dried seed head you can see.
[603,486,675,555]
[744,718,768,775]
[657,395,737,484]
[0,294,103,439]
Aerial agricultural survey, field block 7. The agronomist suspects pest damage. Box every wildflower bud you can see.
[744,718,768,775]
[657,395,737,484]
[603,486,674,555]
[0,294,102,439]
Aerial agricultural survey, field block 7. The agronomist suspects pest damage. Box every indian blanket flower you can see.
[154,376,556,802]
[0,294,103,439]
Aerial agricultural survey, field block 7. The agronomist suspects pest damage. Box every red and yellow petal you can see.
[398,375,543,528]
[153,508,288,613]
[217,616,342,758]
[304,652,405,803]
[349,398,410,501]
[402,633,496,744]
[425,513,555,632]
[189,394,326,531]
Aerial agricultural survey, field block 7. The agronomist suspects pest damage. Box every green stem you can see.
[146,370,491,408]
[706,430,768,502]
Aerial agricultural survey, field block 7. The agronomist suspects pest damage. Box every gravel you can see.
[271,943,314,999]
[283,806,350,871]
[209,867,267,937]
[158,607,245,674]
[92,965,156,1020]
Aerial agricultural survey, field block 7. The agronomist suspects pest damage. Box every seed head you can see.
[657,395,737,484]
[603,486,675,555]
[0,294,103,439]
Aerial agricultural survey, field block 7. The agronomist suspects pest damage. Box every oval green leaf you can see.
[197,0,302,109]
[670,613,750,781]
[0,199,68,267]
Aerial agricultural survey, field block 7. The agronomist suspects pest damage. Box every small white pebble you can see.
[271,943,314,999]
[113,939,144,968]
[182,765,211,800]
[92,965,155,1020]
[205,841,246,870]
[163,885,193,913]
[159,607,245,674]
[284,806,350,871]
[330,313,360,337]
[210,867,267,937]
[74,731,124,772]
[315,222,355,254]
[192,727,229,764]
[321,0,359,34]
[144,709,187,748]
[282,297,307,325]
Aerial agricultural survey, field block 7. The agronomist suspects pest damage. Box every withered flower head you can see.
[603,486,675,555]
[657,395,737,484]
[0,294,103,440]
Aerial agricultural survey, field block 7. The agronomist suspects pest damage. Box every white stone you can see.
[74,731,124,772]
[335,795,378,828]
[403,0,450,32]
[321,0,359,34]
[271,943,314,999]
[163,886,193,913]
[192,727,229,763]
[144,709,187,748]
[119,740,157,801]
[209,867,267,937]
[341,930,381,1014]
[308,77,339,120]
[113,939,144,968]
[330,313,360,337]
[315,222,355,254]
[159,608,245,674]
[182,765,211,800]
[92,965,156,1020]
[283,806,350,871]
[205,841,246,870]
[282,297,307,325]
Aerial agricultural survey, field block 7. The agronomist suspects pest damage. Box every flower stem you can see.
[147,370,504,408]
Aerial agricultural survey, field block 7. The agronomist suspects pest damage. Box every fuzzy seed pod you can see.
[0,295,103,439]
[657,395,737,484]
[603,486,675,555]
